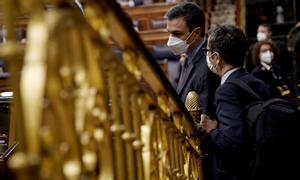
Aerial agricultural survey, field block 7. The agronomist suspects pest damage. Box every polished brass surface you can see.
[287,21,300,51]
[185,91,201,124]
[0,0,205,179]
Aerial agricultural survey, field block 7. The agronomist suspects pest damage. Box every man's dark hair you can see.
[165,2,205,36]
[208,25,247,67]
[259,23,271,32]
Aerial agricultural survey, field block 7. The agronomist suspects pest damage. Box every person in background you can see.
[165,2,220,118]
[200,25,270,180]
[251,41,296,98]
[245,24,293,79]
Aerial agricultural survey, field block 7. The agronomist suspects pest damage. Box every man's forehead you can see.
[166,17,189,32]
[258,26,269,33]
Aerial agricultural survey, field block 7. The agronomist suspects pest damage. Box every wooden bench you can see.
[139,29,169,46]
[123,3,174,31]
[122,3,175,47]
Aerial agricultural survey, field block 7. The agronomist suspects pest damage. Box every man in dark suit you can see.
[200,25,270,180]
[165,2,220,118]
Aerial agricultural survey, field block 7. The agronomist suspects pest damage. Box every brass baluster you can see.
[87,44,114,180]
[155,114,162,179]
[158,119,170,179]
[108,65,127,180]
[187,150,193,180]
[177,134,185,179]
[161,121,172,179]
[155,112,167,179]
[5,0,47,179]
[197,153,204,179]
[46,22,82,180]
[82,28,115,179]
[166,125,176,180]
[191,153,198,180]
[150,111,159,180]
[131,91,145,180]
[182,142,190,179]
[120,75,137,180]
[173,133,181,179]
[122,50,142,81]
[190,151,202,180]
[139,94,156,180]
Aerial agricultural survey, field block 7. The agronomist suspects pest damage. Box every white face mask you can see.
[167,29,197,55]
[257,32,268,41]
[260,50,274,64]
[206,53,218,74]
[167,35,189,55]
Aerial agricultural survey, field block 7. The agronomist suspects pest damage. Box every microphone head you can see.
[185,91,202,124]
[185,91,202,112]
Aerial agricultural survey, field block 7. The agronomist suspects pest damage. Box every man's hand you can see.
[200,114,218,134]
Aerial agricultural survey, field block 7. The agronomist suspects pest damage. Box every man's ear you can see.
[215,52,221,64]
[194,27,202,36]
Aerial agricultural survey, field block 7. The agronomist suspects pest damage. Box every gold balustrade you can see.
[0,0,205,179]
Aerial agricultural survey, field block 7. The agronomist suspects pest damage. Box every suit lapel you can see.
[177,63,195,94]
[177,49,204,94]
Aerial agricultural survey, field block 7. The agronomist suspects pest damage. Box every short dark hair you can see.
[208,25,247,67]
[259,23,271,32]
[165,2,205,36]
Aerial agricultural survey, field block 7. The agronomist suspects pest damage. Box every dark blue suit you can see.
[251,64,296,98]
[202,68,270,180]
[176,41,220,116]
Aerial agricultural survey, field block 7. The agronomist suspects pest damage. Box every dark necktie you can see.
[178,58,189,87]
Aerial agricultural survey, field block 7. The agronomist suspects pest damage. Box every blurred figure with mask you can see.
[245,24,293,79]
[251,41,296,98]
[166,2,220,119]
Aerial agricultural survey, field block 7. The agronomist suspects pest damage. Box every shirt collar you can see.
[260,62,272,71]
[221,67,241,85]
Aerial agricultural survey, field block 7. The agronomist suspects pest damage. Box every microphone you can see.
[185,91,202,124]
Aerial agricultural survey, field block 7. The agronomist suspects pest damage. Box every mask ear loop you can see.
[208,52,219,71]
[186,27,202,44]
[207,52,217,58]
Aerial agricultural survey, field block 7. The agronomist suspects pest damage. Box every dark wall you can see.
[246,0,299,45]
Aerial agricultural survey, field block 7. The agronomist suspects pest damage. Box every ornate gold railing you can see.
[0,0,204,179]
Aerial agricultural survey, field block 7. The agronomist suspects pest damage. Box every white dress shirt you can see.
[221,67,241,85]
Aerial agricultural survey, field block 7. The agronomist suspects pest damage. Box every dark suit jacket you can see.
[176,41,220,116]
[252,64,296,98]
[203,68,270,180]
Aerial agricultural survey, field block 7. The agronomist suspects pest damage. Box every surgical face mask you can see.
[206,53,218,74]
[257,32,268,41]
[167,30,196,55]
[260,50,274,64]
[167,36,189,55]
